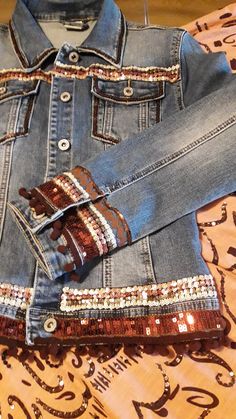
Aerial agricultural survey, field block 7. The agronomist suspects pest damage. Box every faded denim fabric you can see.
[0,0,235,346]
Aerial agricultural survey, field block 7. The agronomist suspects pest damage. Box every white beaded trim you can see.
[60,274,217,312]
[62,172,90,200]
[88,203,117,250]
[76,206,104,256]
[0,283,33,311]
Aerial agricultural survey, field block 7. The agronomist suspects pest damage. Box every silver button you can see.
[43,317,57,333]
[0,86,7,95]
[123,86,134,97]
[60,91,71,102]
[58,139,71,151]
[69,51,80,63]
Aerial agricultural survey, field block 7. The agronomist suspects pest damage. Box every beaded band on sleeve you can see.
[50,199,131,279]
[18,166,105,218]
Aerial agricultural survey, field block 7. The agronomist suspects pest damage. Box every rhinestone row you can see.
[60,274,216,312]
[0,283,33,310]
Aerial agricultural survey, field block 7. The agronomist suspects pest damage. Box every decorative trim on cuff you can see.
[60,274,217,312]
[19,166,105,219]
[53,199,131,277]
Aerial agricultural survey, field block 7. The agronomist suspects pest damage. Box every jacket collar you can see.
[9,0,126,71]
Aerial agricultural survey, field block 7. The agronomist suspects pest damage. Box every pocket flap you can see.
[0,79,40,145]
[92,78,165,104]
[0,79,40,104]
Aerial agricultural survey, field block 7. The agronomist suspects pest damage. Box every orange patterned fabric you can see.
[0,5,236,418]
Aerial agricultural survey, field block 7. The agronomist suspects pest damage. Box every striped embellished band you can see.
[52,199,131,277]
[60,274,217,312]
[19,166,105,218]
[0,283,33,311]
[19,166,131,275]
[0,63,180,85]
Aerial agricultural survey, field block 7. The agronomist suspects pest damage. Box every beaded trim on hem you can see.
[60,274,217,312]
[0,283,33,310]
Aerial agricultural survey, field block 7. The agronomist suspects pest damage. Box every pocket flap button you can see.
[123,86,134,97]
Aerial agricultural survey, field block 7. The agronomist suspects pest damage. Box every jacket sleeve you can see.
[8,31,236,281]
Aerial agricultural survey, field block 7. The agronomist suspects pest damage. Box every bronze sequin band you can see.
[0,316,25,341]
[0,63,180,85]
[0,283,33,310]
[0,310,225,345]
[49,309,225,344]
[54,198,131,272]
[60,274,217,312]
[19,166,105,218]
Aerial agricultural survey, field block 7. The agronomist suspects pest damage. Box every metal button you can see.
[123,86,134,97]
[60,91,71,102]
[69,51,80,63]
[43,317,57,333]
[58,139,71,151]
[0,86,7,95]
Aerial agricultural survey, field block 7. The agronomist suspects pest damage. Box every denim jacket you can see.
[0,0,235,347]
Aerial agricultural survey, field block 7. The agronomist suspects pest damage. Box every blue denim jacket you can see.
[0,0,235,347]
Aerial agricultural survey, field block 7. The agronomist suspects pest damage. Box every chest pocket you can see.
[0,79,39,242]
[0,79,39,144]
[91,78,165,145]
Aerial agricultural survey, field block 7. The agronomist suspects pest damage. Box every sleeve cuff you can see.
[16,166,107,233]
[8,197,131,281]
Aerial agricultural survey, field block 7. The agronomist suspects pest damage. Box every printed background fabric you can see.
[0,4,236,418]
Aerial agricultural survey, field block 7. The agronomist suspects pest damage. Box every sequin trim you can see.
[0,316,25,340]
[0,283,33,310]
[0,310,225,345]
[0,63,180,84]
[20,166,105,217]
[58,198,131,269]
[52,309,225,342]
[60,275,217,312]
